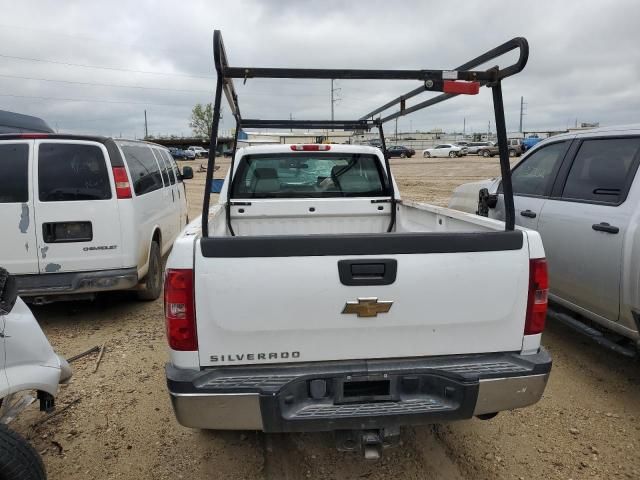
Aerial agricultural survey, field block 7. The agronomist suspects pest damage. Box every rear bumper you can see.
[166,349,551,432]
[15,267,138,297]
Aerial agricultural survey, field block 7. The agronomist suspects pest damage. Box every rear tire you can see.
[448,151,456,158]
[482,150,491,157]
[137,241,162,301]
[509,149,516,157]
[400,153,406,158]
[0,424,47,480]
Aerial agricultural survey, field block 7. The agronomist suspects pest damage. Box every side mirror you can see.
[0,267,18,315]
[182,166,194,180]
[476,188,498,217]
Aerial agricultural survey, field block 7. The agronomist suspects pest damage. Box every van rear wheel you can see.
[137,241,162,301]
[0,424,47,480]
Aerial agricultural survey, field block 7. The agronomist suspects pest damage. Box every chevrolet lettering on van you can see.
[83,245,118,252]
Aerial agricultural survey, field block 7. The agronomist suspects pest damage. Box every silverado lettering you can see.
[210,351,301,362]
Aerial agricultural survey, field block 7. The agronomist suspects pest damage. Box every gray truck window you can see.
[231,153,388,198]
[562,137,640,204]
[0,143,29,203]
[509,141,568,196]
[120,144,164,196]
[38,143,111,202]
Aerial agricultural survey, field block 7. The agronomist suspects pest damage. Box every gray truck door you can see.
[538,136,640,324]
[491,140,571,230]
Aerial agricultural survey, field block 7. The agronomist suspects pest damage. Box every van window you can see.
[120,144,163,196]
[0,143,29,203]
[152,148,170,186]
[38,143,111,202]
[161,150,176,184]
[562,137,640,204]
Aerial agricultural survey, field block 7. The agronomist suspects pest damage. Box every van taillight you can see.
[525,259,548,335]
[164,269,197,351]
[112,167,132,199]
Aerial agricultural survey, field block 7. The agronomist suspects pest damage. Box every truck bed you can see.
[204,198,510,237]
[169,199,543,368]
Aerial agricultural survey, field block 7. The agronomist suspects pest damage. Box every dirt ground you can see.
[12,155,640,480]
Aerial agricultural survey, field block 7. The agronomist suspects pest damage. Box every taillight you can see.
[19,133,50,139]
[290,144,331,151]
[112,166,132,199]
[525,259,548,335]
[164,269,197,351]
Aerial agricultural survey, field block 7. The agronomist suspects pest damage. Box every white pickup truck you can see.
[164,31,550,456]
[164,143,551,453]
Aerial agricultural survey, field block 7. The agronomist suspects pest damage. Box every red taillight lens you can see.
[442,80,480,95]
[164,269,197,351]
[112,166,132,199]
[19,133,50,139]
[525,259,548,335]
[290,144,331,151]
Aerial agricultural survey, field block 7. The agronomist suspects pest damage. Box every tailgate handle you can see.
[338,259,397,286]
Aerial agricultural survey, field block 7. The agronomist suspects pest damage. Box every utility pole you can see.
[519,96,527,133]
[487,121,491,141]
[395,117,398,141]
[144,110,148,139]
[289,112,293,133]
[463,117,466,136]
[330,79,341,131]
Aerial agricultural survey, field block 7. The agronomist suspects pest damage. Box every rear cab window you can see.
[231,153,389,198]
[38,143,111,201]
[0,143,29,203]
[561,137,640,204]
[119,143,164,196]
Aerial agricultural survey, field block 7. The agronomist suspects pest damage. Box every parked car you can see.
[521,135,542,152]
[386,145,415,158]
[507,138,524,157]
[187,146,208,158]
[0,110,54,134]
[476,144,499,157]
[449,124,640,353]
[183,149,196,160]
[0,134,193,304]
[0,266,72,480]
[422,143,465,158]
[466,141,494,154]
[169,147,187,160]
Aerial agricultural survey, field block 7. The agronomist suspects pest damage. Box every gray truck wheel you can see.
[137,241,162,301]
[0,424,47,480]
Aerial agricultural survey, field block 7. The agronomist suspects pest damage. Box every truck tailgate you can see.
[194,231,530,366]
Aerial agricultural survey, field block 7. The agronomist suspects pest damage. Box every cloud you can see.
[1,0,639,137]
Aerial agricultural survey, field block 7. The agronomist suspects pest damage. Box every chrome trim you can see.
[169,392,263,430]
[473,373,549,415]
[15,268,138,296]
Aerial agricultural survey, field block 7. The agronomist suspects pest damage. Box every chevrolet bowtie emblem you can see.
[342,297,393,318]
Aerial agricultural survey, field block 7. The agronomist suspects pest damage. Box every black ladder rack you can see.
[203,30,528,237]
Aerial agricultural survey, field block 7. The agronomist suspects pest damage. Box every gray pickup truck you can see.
[449,124,640,355]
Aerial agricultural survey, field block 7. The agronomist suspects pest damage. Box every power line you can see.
[0,93,192,107]
[0,73,214,94]
[0,53,211,79]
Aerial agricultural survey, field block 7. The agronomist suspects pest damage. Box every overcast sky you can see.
[1,0,639,138]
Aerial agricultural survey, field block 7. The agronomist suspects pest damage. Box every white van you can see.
[0,134,193,303]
